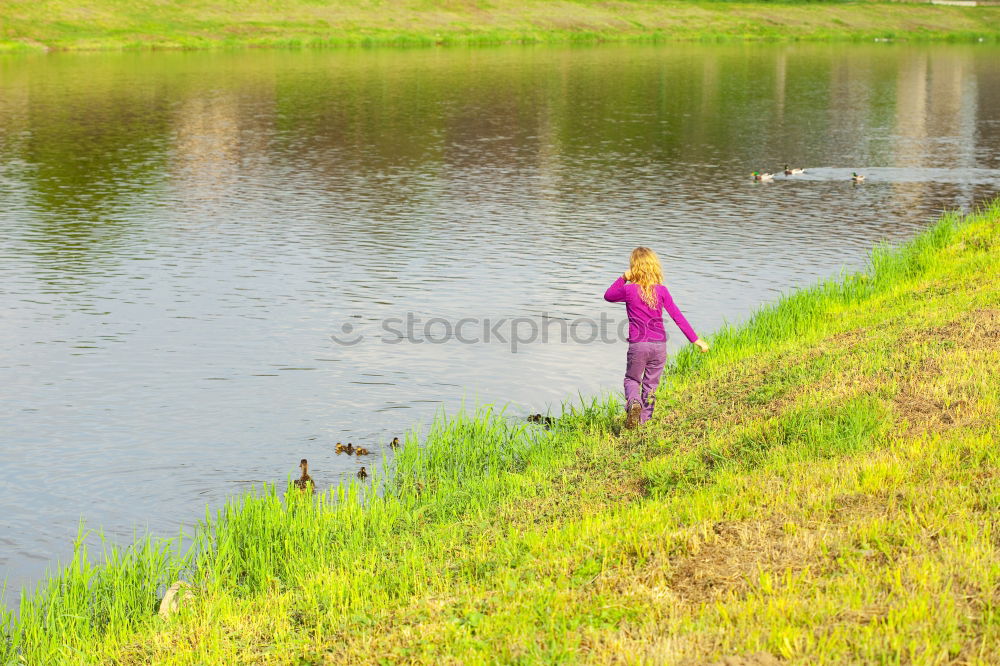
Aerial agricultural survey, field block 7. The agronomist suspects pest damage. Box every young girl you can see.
[604,247,709,429]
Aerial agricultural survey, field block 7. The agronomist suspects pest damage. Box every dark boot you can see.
[625,401,641,430]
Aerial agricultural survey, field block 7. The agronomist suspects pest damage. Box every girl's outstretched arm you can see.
[604,276,627,302]
[659,285,699,343]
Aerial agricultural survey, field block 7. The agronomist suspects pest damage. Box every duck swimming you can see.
[294,459,314,493]
[357,467,368,480]
[784,165,805,175]
[752,171,774,182]
[354,446,369,456]
[344,443,355,454]
[852,172,865,183]
[389,437,400,449]
[335,442,345,454]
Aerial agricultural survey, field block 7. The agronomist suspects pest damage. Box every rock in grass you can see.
[158,581,194,619]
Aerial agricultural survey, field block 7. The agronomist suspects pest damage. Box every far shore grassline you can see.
[1,199,998,663]
[1,1,1000,52]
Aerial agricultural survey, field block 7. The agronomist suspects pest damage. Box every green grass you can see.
[0,0,999,51]
[2,199,999,663]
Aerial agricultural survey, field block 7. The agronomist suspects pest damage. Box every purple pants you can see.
[624,341,667,423]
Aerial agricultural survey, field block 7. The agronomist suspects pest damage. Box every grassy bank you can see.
[1,0,999,52]
[2,199,1000,664]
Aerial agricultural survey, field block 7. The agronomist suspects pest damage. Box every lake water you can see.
[1,44,998,606]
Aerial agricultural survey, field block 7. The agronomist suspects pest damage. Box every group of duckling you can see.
[295,416,557,492]
[752,165,865,183]
[293,437,402,493]
[335,441,370,456]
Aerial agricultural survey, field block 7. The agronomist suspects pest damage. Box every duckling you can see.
[851,172,865,183]
[784,164,805,175]
[344,443,355,455]
[335,442,345,454]
[357,466,368,481]
[354,446,369,456]
[752,171,774,182]
[389,436,401,449]
[293,459,315,493]
[527,414,555,427]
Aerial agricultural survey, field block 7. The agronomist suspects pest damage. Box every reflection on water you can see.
[1,44,998,604]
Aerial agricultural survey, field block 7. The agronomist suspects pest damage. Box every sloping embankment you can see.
[2,199,998,663]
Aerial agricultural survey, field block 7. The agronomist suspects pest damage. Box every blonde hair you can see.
[625,247,664,308]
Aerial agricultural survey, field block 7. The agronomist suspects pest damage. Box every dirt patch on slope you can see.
[893,308,999,435]
[912,308,1000,349]
[667,519,831,604]
[707,654,783,666]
